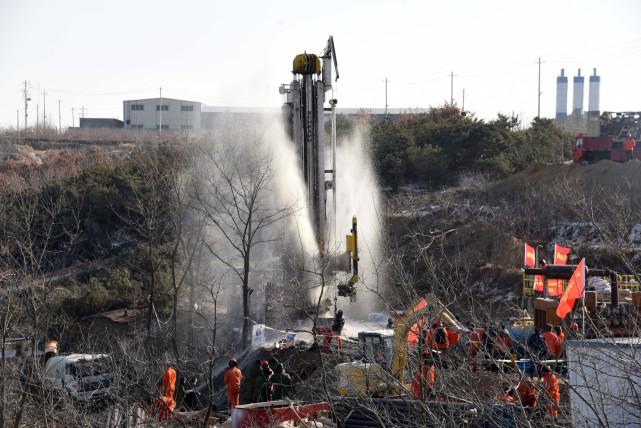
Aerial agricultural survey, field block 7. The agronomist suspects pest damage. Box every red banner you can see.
[524,244,535,268]
[554,244,570,265]
[556,258,585,319]
[548,245,570,296]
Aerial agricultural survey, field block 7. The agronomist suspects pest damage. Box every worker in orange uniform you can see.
[541,324,562,358]
[469,324,480,372]
[624,133,636,161]
[542,365,560,418]
[152,396,176,422]
[411,351,435,400]
[447,327,460,347]
[516,378,538,407]
[224,358,242,411]
[496,387,516,404]
[162,360,177,399]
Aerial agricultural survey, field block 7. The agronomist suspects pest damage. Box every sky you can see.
[1,0,640,129]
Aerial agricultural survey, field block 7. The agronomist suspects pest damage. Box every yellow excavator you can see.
[335,294,467,397]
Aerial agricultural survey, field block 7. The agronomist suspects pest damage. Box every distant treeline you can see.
[335,105,573,189]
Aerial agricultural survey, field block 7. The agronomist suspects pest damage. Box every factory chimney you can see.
[587,68,601,137]
[572,68,584,115]
[555,68,568,124]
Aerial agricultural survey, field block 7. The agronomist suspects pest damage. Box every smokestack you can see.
[573,68,584,115]
[588,68,600,112]
[586,68,601,137]
[555,68,568,124]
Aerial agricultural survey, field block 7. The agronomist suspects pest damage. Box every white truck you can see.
[44,353,115,401]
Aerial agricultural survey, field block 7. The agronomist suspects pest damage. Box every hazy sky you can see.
[1,0,640,129]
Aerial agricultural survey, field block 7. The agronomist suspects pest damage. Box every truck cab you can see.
[44,354,115,401]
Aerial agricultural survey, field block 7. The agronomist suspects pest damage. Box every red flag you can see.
[554,244,570,265]
[524,244,535,268]
[556,258,585,319]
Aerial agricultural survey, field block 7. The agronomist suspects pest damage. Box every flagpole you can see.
[581,258,586,338]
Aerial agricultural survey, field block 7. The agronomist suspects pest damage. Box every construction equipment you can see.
[281,37,361,301]
[280,36,339,250]
[524,264,641,337]
[573,111,641,163]
[335,294,467,397]
[338,216,359,300]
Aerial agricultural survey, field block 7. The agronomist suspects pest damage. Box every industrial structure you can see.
[572,69,585,116]
[122,98,201,130]
[556,67,601,126]
[279,36,339,251]
[555,69,568,123]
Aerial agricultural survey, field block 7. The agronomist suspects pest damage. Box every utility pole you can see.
[36,105,39,130]
[537,57,544,118]
[23,80,31,130]
[159,87,162,137]
[58,99,61,132]
[43,91,47,128]
[450,71,455,105]
[462,88,465,113]
[72,107,75,127]
[385,78,388,116]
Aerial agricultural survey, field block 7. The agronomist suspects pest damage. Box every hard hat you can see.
[628,134,632,138]
[229,358,237,366]
[261,360,269,367]
[570,322,579,331]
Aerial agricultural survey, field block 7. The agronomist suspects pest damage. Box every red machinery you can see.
[573,111,641,163]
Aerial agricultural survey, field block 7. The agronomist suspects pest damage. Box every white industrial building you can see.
[123,98,201,130]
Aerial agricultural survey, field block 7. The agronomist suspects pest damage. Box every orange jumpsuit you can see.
[541,331,562,357]
[517,380,538,407]
[162,367,176,398]
[224,367,242,409]
[543,372,560,418]
[152,396,176,422]
[411,364,435,400]
[447,329,460,346]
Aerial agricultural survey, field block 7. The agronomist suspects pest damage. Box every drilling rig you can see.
[280,36,359,300]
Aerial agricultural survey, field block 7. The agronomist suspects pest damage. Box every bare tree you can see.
[193,128,295,349]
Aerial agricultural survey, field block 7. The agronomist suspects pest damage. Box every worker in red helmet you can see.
[624,133,636,161]
[224,358,242,411]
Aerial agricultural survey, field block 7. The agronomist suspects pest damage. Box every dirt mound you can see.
[488,161,641,205]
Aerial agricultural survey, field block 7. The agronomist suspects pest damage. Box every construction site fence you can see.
[522,273,640,297]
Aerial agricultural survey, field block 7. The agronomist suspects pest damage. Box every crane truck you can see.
[573,111,640,163]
